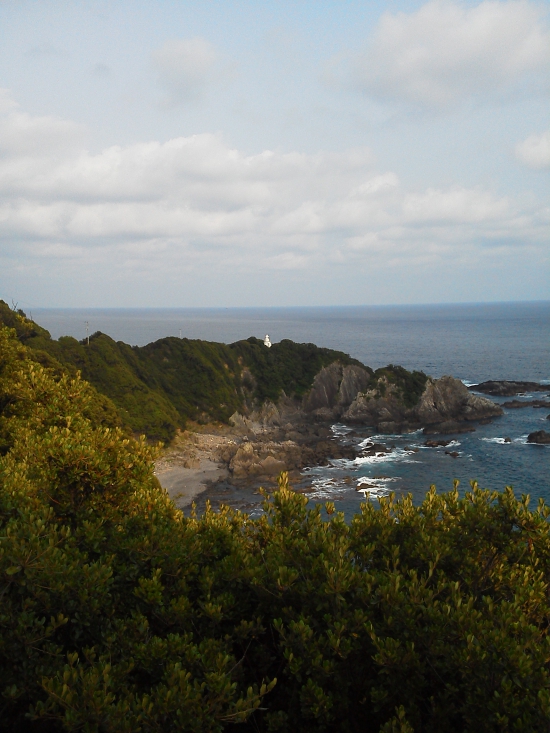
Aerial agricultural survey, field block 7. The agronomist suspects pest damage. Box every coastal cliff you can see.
[235,362,501,436]
[0,300,502,445]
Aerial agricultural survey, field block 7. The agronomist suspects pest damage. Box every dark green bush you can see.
[374,364,428,408]
[230,338,367,403]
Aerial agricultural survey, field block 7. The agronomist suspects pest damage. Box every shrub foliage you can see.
[1,323,550,732]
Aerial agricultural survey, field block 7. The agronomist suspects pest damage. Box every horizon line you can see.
[27,299,550,312]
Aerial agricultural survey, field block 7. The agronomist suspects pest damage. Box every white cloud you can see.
[151,37,219,104]
[351,0,550,109]
[0,88,85,157]
[403,187,510,223]
[0,92,546,296]
[515,128,550,168]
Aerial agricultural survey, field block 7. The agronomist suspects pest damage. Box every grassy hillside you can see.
[0,302,365,441]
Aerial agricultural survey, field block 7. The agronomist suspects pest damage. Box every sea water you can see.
[33,302,550,511]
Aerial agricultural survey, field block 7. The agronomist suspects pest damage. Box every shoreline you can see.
[154,427,235,508]
[155,383,549,512]
[156,460,229,508]
[154,416,363,510]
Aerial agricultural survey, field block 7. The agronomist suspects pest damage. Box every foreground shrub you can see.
[0,324,549,732]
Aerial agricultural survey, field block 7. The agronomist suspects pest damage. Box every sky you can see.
[0,0,548,308]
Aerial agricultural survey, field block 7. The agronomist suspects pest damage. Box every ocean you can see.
[33,302,550,513]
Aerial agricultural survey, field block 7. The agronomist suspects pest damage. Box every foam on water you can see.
[302,473,399,501]
[481,434,541,446]
[417,440,461,449]
[354,448,420,466]
[356,476,399,499]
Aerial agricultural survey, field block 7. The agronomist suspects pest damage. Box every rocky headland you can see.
[231,363,502,437]
[0,301,518,509]
[156,363,505,506]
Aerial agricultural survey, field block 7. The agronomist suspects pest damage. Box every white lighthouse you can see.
[263,334,272,348]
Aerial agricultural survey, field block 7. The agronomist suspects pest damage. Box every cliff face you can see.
[302,363,373,419]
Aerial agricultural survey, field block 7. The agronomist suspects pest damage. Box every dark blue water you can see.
[33,302,550,510]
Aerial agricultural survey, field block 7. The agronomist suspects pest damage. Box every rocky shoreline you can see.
[155,377,545,511]
[155,421,362,510]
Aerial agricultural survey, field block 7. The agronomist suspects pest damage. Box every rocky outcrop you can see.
[221,437,357,479]
[527,431,550,445]
[230,362,374,430]
[231,363,502,437]
[415,377,501,425]
[227,441,292,478]
[302,363,373,419]
[471,381,548,396]
[342,375,501,433]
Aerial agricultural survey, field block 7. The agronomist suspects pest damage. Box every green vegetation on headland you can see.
[0,302,426,442]
[1,320,550,732]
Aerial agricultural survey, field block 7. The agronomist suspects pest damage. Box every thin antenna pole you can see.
[85,321,89,345]
[179,329,182,339]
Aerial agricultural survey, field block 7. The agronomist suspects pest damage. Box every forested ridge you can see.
[1,313,550,731]
[0,301,429,442]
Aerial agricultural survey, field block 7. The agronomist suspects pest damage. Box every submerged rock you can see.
[423,422,476,435]
[502,399,550,409]
[470,381,547,396]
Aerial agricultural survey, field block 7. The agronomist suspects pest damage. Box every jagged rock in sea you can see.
[527,430,550,445]
[223,435,357,479]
